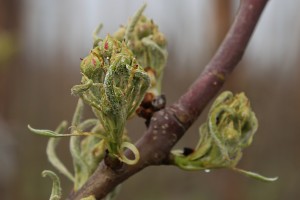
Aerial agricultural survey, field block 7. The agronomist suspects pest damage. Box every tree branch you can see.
[67,0,269,199]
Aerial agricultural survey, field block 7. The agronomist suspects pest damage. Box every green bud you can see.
[136,16,155,39]
[113,4,167,95]
[99,34,122,59]
[113,26,126,41]
[172,91,277,182]
[80,47,104,82]
[72,35,150,165]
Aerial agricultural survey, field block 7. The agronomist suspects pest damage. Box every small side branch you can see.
[68,0,269,199]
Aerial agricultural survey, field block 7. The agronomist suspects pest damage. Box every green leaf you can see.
[92,23,103,48]
[47,122,75,182]
[28,125,90,138]
[125,3,147,42]
[70,99,90,191]
[232,167,278,182]
[46,121,74,182]
[78,118,99,130]
[42,170,62,200]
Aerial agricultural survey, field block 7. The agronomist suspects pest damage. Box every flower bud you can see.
[80,48,104,82]
[99,34,121,59]
[72,35,150,165]
[113,6,167,95]
[173,91,258,169]
[172,91,277,181]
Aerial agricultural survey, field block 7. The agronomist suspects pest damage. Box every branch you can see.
[68,0,269,199]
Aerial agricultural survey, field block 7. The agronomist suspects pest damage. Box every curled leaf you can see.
[42,170,62,200]
[117,141,140,165]
[172,91,258,170]
[171,91,277,182]
[71,78,93,96]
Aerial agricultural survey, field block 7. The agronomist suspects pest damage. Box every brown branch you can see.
[67,0,269,199]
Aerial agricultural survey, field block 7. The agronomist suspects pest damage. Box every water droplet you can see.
[204,169,210,173]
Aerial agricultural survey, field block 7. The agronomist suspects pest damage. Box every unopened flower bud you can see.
[113,5,167,95]
[172,91,277,182]
[72,35,150,165]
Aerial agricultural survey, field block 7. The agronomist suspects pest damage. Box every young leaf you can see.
[232,167,278,182]
[70,99,90,191]
[28,125,91,137]
[46,121,75,182]
[42,170,62,200]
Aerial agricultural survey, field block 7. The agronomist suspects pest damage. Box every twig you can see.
[67,0,269,199]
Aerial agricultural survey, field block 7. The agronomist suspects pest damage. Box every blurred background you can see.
[0,0,300,199]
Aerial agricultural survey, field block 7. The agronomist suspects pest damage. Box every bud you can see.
[72,35,150,165]
[172,91,277,182]
[80,48,104,82]
[99,34,122,59]
[113,4,167,95]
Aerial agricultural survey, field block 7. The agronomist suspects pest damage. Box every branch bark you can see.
[68,0,269,199]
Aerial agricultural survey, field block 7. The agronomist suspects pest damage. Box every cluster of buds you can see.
[28,5,168,199]
[172,91,277,182]
[72,35,150,165]
[113,5,167,96]
[112,5,168,123]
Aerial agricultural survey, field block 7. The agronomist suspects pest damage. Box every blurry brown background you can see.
[0,0,299,199]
